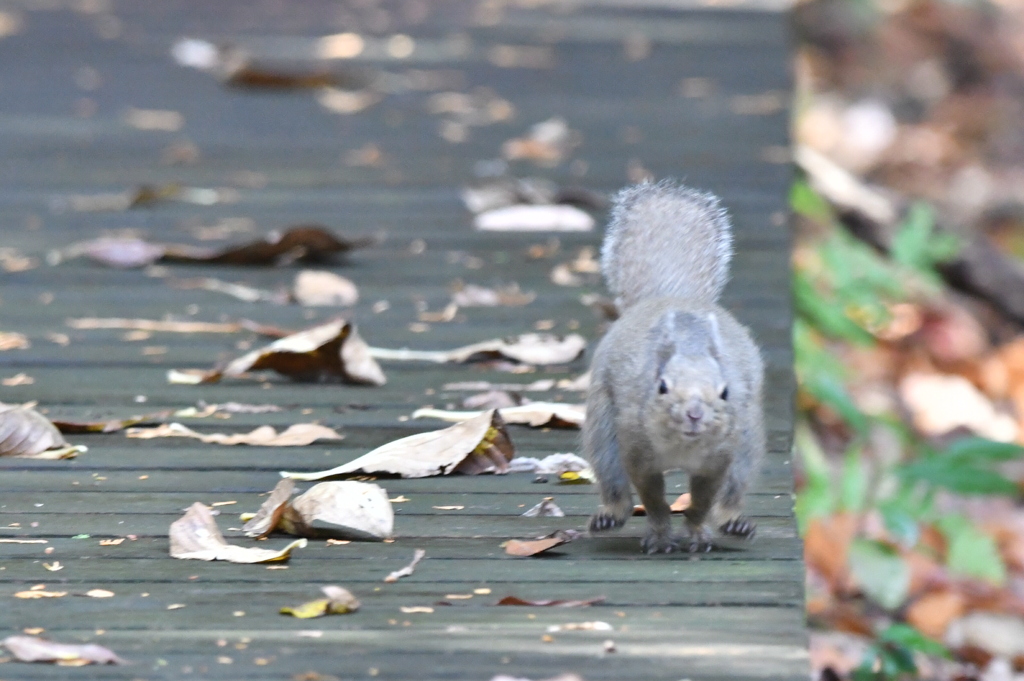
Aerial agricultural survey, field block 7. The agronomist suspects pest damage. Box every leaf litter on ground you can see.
[169,502,306,563]
[282,409,514,481]
[241,479,393,541]
[495,594,604,607]
[63,226,376,268]
[2,636,123,665]
[280,586,361,618]
[167,318,385,386]
[127,422,343,447]
[0,403,87,459]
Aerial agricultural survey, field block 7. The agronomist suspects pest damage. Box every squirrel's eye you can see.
[720,386,729,401]
[657,379,669,395]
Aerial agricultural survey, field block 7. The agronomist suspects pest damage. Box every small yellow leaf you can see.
[280,599,330,619]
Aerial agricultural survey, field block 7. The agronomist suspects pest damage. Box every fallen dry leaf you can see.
[292,270,359,307]
[463,390,521,410]
[169,502,306,563]
[69,226,376,268]
[0,403,87,459]
[495,594,604,607]
[400,606,434,613]
[522,498,565,518]
[905,589,967,640]
[370,333,585,366]
[0,331,30,350]
[546,621,613,632]
[170,276,285,303]
[51,410,171,434]
[450,282,535,307]
[475,205,595,232]
[282,409,514,481]
[413,402,585,428]
[68,317,242,333]
[2,636,122,665]
[280,586,361,618]
[169,319,385,386]
[501,117,580,165]
[633,493,692,516]
[384,548,426,583]
[242,479,394,541]
[14,590,67,599]
[85,589,114,599]
[505,529,581,557]
[127,422,343,447]
[899,372,1017,441]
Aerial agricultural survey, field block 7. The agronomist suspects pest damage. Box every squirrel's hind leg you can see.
[714,464,756,540]
[585,386,633,533]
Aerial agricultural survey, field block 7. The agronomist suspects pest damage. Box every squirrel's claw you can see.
[588,508,628,533]
[641,530,681,554]
[719,517,756,539]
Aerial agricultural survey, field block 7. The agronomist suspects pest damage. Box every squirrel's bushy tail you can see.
[601,179,733,310]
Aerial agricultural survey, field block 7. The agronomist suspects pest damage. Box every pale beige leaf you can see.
[2,636,123,665]
[241,478,296,538]
[414,402,585,429]
[244,480,393,540]
[899,372,1018,441]
[169,502,306,563]
[0,402,87,459]
[68,317,242,333]
[282,410,514,481]
[475,205,594,232]
[369,333,585,365]
[522,498,564,517]
[14,590,67,599]
[285,482,394,540]
[292,270,359,306]
[127,422,343,447]
[384,548,425,582]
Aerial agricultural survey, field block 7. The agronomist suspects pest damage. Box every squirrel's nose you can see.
[686,404,704,422]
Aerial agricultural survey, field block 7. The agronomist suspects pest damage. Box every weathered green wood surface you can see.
[0,1,800,679]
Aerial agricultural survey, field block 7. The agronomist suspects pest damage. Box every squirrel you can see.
[584,179,765,554]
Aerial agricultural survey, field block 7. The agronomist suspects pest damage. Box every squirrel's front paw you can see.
[589,507,629,533]
[719,516,756,540]
[641,528,680,554]
[684,525,714,553]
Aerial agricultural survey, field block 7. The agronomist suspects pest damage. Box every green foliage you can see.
[848,538,910,610]
[897,438,1022,496]
[937,514,1007,584]
[790,179,834,222]
[794,421,836,532]
[890,202,961,285]
[841,445,870,513]
[852,624,950,681]
[793,320,870,435]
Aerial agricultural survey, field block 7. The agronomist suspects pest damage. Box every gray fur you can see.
[585,180,765,554]
[601,179,733,311]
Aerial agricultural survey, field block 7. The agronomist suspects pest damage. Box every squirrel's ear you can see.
[707,313,724,359]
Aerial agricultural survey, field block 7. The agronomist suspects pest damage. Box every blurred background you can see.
[792,0,1024,678]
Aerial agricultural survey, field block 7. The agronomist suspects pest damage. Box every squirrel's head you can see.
[648,311,733,439]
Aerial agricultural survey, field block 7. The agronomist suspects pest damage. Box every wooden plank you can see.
[0,0,801,678]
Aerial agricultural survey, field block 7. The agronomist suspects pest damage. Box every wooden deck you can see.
[0,1,801,679]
